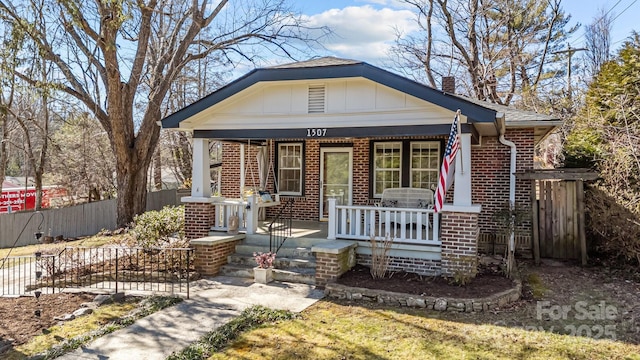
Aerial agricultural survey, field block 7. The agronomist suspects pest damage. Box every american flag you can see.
[434,112,460,213]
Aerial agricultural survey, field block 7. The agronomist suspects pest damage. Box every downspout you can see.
[497,114,517,253]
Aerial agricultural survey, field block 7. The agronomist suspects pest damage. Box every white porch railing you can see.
[327,198,440,245]
[210,196,258,234]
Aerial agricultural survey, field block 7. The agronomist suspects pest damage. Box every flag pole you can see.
[456,109,463,174]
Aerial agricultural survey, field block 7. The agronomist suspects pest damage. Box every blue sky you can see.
[284,0,639,66]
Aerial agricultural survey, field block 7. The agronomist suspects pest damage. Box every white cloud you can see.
[304,5,418,64]
[355,0,414,9]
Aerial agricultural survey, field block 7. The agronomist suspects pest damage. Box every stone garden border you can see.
[324,275,522,312]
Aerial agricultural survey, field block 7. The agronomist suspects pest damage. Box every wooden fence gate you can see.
[517,169,598,265]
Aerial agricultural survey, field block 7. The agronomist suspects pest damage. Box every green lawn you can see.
[208,301,640,360]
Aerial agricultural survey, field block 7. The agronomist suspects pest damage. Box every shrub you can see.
[370,233,393,279]
[130,206,185,248]
[585,185,640,270]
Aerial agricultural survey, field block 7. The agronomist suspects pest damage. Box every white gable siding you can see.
[345,80,375,111]
[180,77,460,131]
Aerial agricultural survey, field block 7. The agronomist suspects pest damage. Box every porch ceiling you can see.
[193,123,478,141]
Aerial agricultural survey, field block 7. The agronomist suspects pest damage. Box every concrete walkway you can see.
[58,276,324,360]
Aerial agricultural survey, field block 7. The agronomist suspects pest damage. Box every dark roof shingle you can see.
[269,56,362,69]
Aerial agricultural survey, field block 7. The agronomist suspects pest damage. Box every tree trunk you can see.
[115,160,150,228]
[112,108,161,228]
[34,169,43,211]
[153,149,162,190]
[0,117,7,196]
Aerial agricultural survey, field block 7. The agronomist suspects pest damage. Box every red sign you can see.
[0,188,56,213]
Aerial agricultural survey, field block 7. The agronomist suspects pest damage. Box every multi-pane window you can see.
[278,143,303,195]
[411,142,440,191]
[373,142,401,196]
[372,140,440,197]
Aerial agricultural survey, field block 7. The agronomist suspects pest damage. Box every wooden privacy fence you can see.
[0,189,179,249]
[517,169,598,265]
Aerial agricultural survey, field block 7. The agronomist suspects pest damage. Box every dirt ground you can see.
[339,259,640,344]
[338,263,513,297]
[0,293,95,351]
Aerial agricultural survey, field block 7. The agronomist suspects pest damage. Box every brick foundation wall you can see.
[184,202,215,240]
[440,211,480,277]
[191,239,241,277]
[356,253,441,276]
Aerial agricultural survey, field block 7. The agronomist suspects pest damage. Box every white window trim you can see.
[410,141,440,191]
[373,141,402,197]
[371,140,441,198]
[277,142,304,196]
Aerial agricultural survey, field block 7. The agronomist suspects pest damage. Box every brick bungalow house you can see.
[161,57,560,280]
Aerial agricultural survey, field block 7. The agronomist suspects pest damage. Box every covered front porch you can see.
[184,187,480,278]
[180,117,483,280]
[211,195,440,244]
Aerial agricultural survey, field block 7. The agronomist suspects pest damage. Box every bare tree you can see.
[0,0,326,226]
[0,21,23,197]
[391,0,575,105]
[2,31,53,212]
[584,8,612,79]
[49,111,116,203]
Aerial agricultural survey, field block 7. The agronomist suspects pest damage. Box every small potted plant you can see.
[253,251,276,284]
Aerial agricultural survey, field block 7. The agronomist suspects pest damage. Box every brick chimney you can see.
[442,76,455,94]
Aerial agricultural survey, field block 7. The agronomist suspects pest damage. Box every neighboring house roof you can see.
[2,180,17,189]
[2,177,33,189]
[458,95,561,125]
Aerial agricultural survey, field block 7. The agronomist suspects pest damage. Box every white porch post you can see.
[191,138,211,198]
[246,194,258,235]
[453,133,472,206]
[240,143,245,195]
[327,198,337,240]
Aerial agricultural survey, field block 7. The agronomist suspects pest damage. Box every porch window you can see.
[371,140,441,197]
[410,142,440,191]
[278,142,303,195]
[373,142,401,196]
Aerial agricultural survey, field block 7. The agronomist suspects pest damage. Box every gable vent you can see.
[308,85,325,113]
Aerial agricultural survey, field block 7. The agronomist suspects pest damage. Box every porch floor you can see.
[255,220,328,239]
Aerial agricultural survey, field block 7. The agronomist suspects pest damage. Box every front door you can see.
[320,147,353,220]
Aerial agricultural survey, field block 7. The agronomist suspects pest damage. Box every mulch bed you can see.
[0,293,95,349]
[337,264,514,298]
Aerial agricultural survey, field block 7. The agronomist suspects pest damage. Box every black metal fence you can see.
[1,247,195,298]
[0,253,56,296]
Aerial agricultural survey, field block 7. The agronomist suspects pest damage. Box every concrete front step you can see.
[234,244,314,259]
[227,254,316,269]
[241,234,333,248]
[219,264,316,285]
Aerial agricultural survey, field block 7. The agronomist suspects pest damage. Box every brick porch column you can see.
[312,242,357,287]
[191,235,245,277]
[183,137,215,240]
[440,207,481,277]
[183,199,215,240]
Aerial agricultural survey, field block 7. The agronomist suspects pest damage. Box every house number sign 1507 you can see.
[307,128,327,137]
